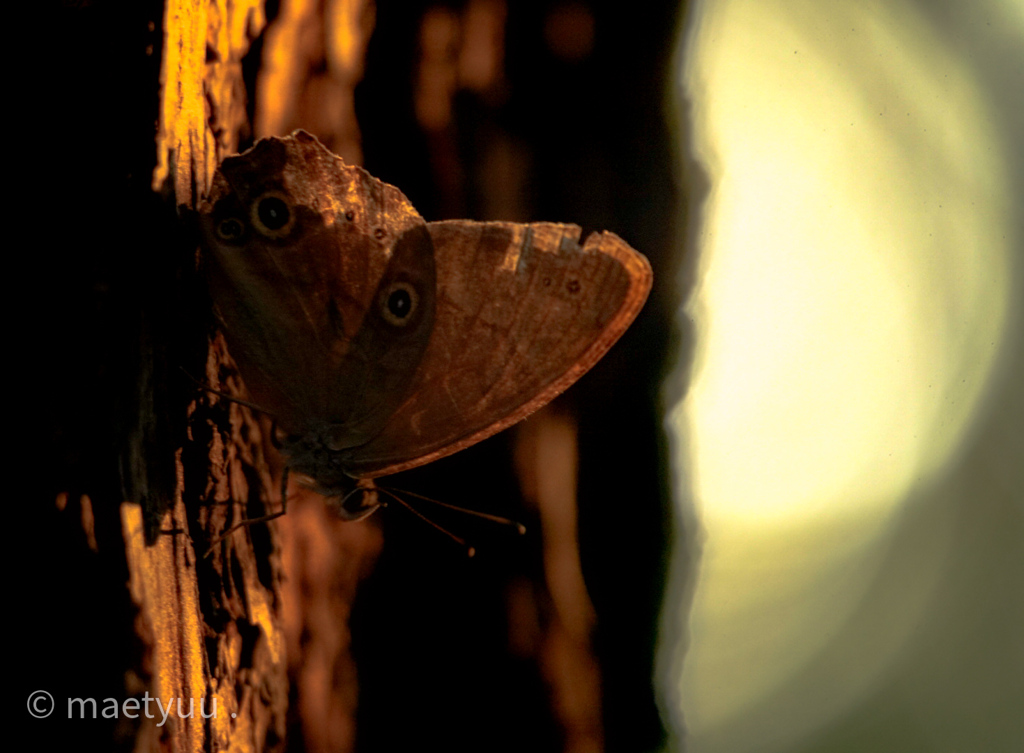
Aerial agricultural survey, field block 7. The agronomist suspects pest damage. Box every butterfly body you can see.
[199,131,651,517]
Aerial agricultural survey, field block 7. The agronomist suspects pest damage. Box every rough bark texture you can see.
[124,2,386,752]
[124,2,290,751]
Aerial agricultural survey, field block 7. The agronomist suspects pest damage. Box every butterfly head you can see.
[276,426,382,521]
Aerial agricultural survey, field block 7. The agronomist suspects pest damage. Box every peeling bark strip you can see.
[153,0,267,198]
[121,341,291,753]
[128,1,290,751]
[123,499,207,752]
[134,2,382,751]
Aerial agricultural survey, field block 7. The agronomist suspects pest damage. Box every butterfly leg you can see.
[180,366,275,417]
[203,465,290,556]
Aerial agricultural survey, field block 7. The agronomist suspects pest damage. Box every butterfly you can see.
[198,130,651,521]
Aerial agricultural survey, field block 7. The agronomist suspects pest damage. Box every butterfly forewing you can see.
[200,132,434,444]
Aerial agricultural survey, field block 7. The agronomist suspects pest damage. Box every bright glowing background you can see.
[662,0,1023,751]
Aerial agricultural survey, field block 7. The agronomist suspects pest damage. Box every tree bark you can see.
[122,2,291,751]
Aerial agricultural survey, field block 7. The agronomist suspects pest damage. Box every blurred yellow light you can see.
[664,0,1015,750]
[681,0,1009,529]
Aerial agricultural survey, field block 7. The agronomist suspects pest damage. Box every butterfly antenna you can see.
[381,485,527,535]
[377,487,476,557]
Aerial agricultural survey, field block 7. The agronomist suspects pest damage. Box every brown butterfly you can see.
[198,130,651,521]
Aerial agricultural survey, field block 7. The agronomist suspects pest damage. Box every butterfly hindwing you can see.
[341,220,652,477]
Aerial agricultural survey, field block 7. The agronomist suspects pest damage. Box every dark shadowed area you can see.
[19,2,685,752]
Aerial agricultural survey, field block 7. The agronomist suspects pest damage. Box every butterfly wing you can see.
[200,132,651,486]
[341,220,652,477]
[199,132,436,446]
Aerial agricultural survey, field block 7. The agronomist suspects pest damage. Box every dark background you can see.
[20,1,686,750]
[353,4,679,752]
